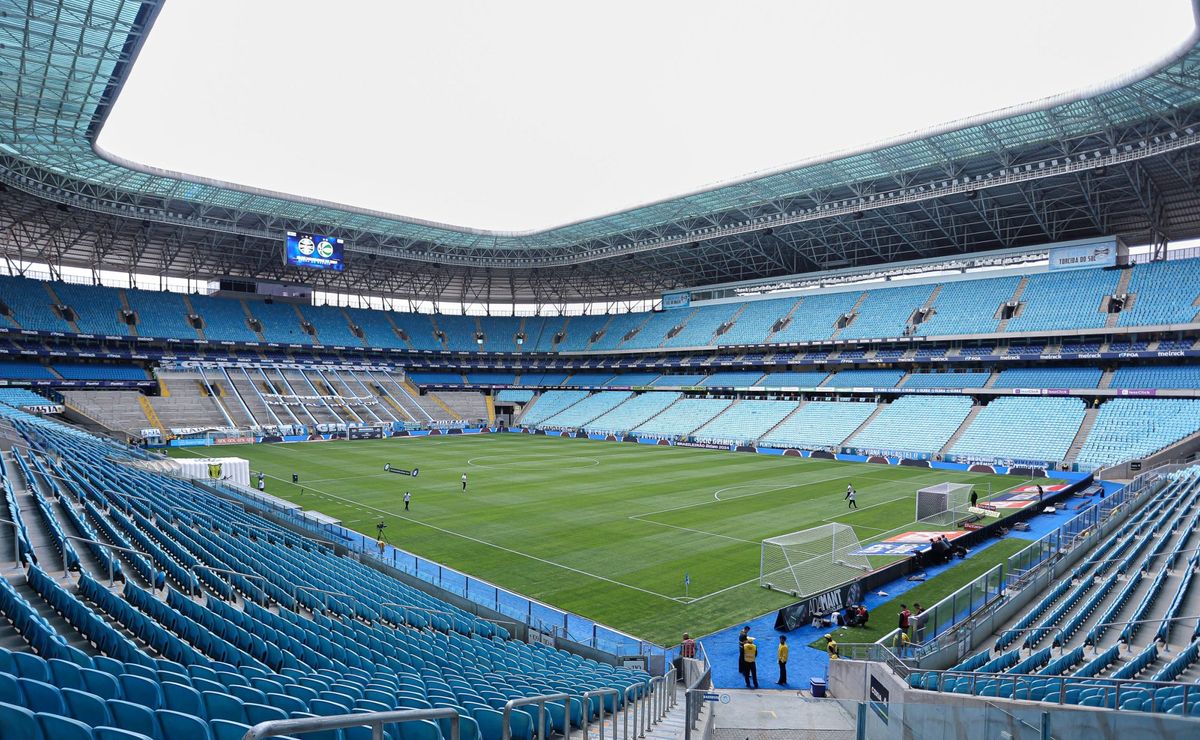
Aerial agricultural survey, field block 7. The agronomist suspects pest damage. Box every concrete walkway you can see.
[710,688,857,739]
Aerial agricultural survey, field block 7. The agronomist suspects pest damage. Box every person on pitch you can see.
[845,484,858,509]
[404,491,411,511]
[461,472,468,492]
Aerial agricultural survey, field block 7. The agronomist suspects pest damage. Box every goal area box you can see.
[916,482,974,526]
[759,523,871,598]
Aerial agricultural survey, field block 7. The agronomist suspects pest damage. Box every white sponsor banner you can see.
[1048,239,1119,271]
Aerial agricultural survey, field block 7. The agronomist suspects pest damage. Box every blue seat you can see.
[95,728,157,740]
[398,719,442,740]
[108,699,160,740]
[13,652,50,681]
[93,657,125,679]
[0,673,22,704]
[64,687,113,726]
[211,720,263,740]
[203,691,247,724]
[49,659,85,690]
[284,684,319,704]
[119,675,163,709]
[1,701,46,740]
[164,683,206,719]
[20,677,67,714]
[154,709,213,740]
[0,648,12,674]
[310,698,349,716]
[285,712,343,740]
[37,712,94,740]
[244,702,287,725]
[266,692,306,715]
[81,669,122,700]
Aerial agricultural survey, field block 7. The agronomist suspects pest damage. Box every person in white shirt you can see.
[845,484,857,509]
[461,473,468,492]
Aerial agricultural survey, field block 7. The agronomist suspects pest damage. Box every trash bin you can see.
[810,677,827,697]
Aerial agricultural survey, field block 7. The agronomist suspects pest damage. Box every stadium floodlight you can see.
[759,523,871,598]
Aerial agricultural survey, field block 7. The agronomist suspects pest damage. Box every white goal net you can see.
[759,523,872,597]
[916,482,975,526]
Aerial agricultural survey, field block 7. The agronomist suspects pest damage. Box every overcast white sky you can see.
[96,0,1195,233]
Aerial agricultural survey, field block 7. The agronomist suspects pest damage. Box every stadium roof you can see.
[2,0,1200,304]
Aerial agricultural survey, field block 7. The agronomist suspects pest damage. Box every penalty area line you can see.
[255,473,687,605]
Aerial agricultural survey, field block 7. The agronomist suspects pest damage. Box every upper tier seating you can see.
[0,259,1197,349]
[1111,365,1200,389]
[584,312,648,351]
[539,391,633,428]
[692,400,799,445]
[0,276,73,332]
[406,371,463,385]
[849,396,974,453]
[343,307,405,349]
[465,372,517,385]
[822,369,906,388]
[618,312,682,350]
[561,372,613,387]
[518,372,570,387]
[759,401,877,449]
[125,289,196,340]
[1006,269,1121,332]
[902,372,991,389]
[769,291,863,343]
[632,398,731,437]
[716,296,796,346]
[1118,259,1200,327]
[584,392,682,434]
[1075,398,1200,470]
[992,367,1103,389]
[662,304,741,348]
[186,296,259,343]
[839,284,935,340]
[916,276,1019,336]
[389,313,441,350]
[430,315,478,352]
[477,316,521,353]
[949,397,1086,462]
[298,305,361,346]
[53,283,130,336]
[245,302,307,344]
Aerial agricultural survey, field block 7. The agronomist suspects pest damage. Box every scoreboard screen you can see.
[285,232,345,271]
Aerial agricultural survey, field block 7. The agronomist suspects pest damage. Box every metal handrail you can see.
[242,706,460,740]
[295,585,358,612]
[379,602,458,630]
[624,684,638,740]
[581,687,620,740]
[501,692,571,740]
[0,517,23,566]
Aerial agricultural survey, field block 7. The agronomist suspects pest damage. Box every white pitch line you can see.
[254,471,685,604]
[626,515,760,545]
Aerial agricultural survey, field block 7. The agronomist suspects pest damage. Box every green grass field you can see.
[171,434,1042,646]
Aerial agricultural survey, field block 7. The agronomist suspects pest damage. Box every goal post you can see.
[759,523,872,597]
[916,482,975,526]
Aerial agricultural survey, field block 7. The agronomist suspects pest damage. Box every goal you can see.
[759,523,871,597]
[916,482,975,526]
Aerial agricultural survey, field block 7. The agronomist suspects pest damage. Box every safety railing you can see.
[581,687,621,740]
[502,692,571,740]
[243,707,460,740]
[0,517,22,566]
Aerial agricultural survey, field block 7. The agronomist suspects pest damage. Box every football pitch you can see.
[171,434,1042,646]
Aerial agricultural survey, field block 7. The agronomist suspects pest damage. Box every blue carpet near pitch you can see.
[702,495,1094,691]
[1006,484,1108,541]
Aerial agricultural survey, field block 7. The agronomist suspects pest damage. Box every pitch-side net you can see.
[916,482,975,526]
[759,523,871,597]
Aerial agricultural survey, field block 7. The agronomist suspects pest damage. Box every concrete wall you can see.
[830,659,1200,740]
